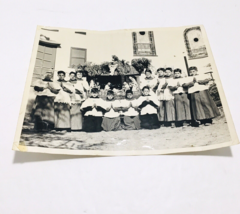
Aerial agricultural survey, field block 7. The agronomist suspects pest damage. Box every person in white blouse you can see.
[76,70,90,98]
[101,90,122,131]
[140,69,157,95]
[54,70,74,131]
[81,88,107,132]
[120,90,141,130]
[137,86,160,129]
[68,71,85,131]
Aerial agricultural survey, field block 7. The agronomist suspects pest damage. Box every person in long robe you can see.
[101,90,122,131]
[168,68,191,127]
[76,70,90,98]
[81,88,106,132]
[54,70,73,132]
[68,71,85,131]
[137,86,160,129]
[183,66,220,126]
[139,69,158,95]
[161,67,176,128]
[120,90,141,130]
[33,71,60,131]
[155,68,166,127]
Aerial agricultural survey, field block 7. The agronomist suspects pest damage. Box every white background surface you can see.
[0,0,240,213]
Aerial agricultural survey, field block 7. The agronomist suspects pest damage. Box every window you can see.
[70,47,87,67]
[183,26,208,60]
[132,31,156,56]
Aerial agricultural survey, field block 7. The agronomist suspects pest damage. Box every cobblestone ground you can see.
[19,115,231,151]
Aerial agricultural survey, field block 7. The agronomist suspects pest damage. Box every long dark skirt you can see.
[190,90,220,121]
[83,116,103,132]
[70,103,83,131]
[140,114,160,129]
[34,96,55,130]
[164,99,175,122]
[54,103,71,130]
[122,115,141,130]
[102,117,122,131]
[174,93,191,121]
[157,100,165,122]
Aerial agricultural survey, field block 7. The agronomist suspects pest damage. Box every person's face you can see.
[107,94,114,100]
[76,72,82,79]
[58,73,65,80]
[70,73,75,80]
[126,92,133,99]
[143,88,150,96]
[145,72,151,78]
[91,92,98,98]
[192,69,198,76]
[174,72,181,78]
[158,70,164,77]
[165,70,172,77]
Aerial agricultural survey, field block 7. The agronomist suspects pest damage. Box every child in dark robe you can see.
[120,90,141,130]
[81,88,106,132]
[102,90,122,131]
[183,66,220,126]
[137,86,160,129]
[168,68,191,128]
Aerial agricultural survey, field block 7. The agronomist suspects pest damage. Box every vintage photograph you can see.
[13,25,239,155]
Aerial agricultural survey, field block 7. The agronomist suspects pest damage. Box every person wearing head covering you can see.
[168,68,191,127]
[101,90,122,131]
[68,71,85,131]
[137,86,160,129]
[76,70,90,98]
[155,68,166,126]
[120,90,141,130]
[183,66,220,126]
[54,70,74,131]
[80,88,106,132]
[32,70,60,131]
[161,67,176,128]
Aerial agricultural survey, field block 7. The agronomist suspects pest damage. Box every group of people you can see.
[32,66,220,133]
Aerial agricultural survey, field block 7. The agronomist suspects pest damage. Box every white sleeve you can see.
[81,99,91,109]
[33,79,43,87]
[75,82,84,92]
[83,81,90,91]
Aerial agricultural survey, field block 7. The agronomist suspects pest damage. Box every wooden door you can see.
[32,43,57,84]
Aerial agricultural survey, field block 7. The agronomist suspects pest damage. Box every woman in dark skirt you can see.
[137,86,160,129]
[183,66,220,126]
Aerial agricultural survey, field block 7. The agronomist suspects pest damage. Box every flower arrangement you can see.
[131,58,152,74]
